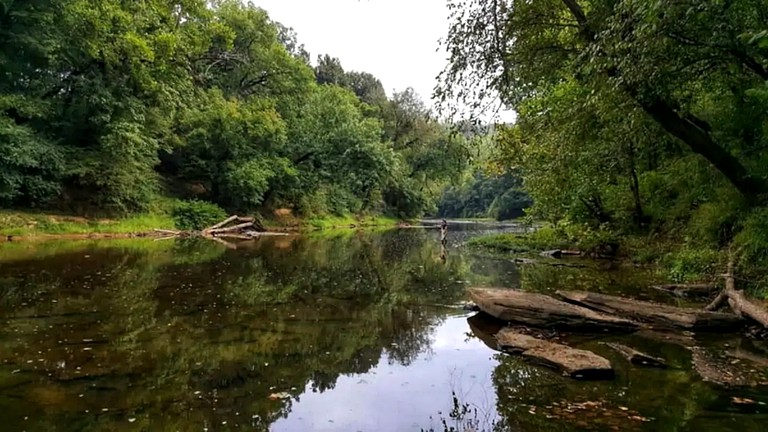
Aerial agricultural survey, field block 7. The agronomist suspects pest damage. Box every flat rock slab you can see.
[496,329,614,379]
[556,290,746,331]
[468,288,638,331]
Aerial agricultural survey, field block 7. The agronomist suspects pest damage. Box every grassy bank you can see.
[468,231,573,253]
[0,210,176,238]
[468,224,764,296]
[0,210,404,239]
[304,215,401,229]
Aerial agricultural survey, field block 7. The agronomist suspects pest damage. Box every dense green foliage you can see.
[437,170,531,220]
[435,131,532,220]
[440,0,768,289]
[1,0,469,219]
[171,200,227,231]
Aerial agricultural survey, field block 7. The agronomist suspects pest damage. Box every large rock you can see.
[556,290,745,331]
[468,288,639,331]
[496,330,614,379]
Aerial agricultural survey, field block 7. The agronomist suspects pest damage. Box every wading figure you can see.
[439,219,448,245]
[439,243,447,264]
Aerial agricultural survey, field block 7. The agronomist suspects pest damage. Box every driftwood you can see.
[496,329,614,379]
[468,288,638,332]
[705,258,768,327]
[154,229,182,236]
[539,249,583,258]
[652,283,718,298]
[556,290,745,331]
[205,215,240,231]
[604,342,667,368]
[206,221,256,235]
[540,249,563,258]
[154,215,267,248]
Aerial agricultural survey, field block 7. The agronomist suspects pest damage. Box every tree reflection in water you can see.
[0,230,483,431]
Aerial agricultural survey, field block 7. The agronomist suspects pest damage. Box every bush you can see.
[734,207,768,269]
[172,200,227,231]
[661,247,722,283]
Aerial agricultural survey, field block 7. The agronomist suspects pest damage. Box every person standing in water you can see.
[439,219,448,245]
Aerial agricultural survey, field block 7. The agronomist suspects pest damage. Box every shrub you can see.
[172,200,227,231]
[734,207,768,270]
[661,247,722,283]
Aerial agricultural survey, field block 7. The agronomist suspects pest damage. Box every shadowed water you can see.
[0,222,767,431]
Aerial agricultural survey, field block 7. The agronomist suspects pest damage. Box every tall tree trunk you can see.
[626,142,644,227]
[579,194,611,224]
[560,0,768,204]
[637,97,767,203]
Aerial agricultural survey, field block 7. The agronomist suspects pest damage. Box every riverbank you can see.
[0,210,405,241]
[467,225,768,302]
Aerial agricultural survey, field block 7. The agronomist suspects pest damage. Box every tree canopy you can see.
[1,0,472,219]
[440,0,768,280]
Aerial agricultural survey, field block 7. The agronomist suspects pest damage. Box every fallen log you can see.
[205,215,240,232]
[154,228,181,234]
[206,221,255,235]
[705,289,729,311]
[215,233,253,240]
[468,288,638,332]
[154,214,262,244]
[652,283,718,298]
[209,236,237,250]
[556,290,745,331]
[728,290,768,327]
[604,342,667,368]
[540,249,562,258]
[496,329,614,379]
[704,258,768,327]
[653,283,716,291]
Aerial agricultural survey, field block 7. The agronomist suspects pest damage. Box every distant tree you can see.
[315,54,348,87]
[346,71,387,106]
[275,22,310,64]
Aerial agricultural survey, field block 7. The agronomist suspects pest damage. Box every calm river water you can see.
[1,222,767,431]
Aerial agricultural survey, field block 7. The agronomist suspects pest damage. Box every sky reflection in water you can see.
[1,222,767,431]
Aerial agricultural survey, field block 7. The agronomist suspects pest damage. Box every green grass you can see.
[0,210,176,237]
[0,209,403,237]
[467,226,574,253]
[304,214,401,230]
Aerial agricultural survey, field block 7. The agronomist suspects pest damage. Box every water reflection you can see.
[0,225,766,431]
[0,228,514,431]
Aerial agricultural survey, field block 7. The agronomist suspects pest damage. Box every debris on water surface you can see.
[268,392,291,400]
[531,399,652,429]
[732,397,757,405]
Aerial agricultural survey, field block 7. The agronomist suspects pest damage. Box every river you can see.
[1,221,766,431]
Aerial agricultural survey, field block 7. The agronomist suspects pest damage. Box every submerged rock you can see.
[496,329,614,379]
[604,342,667,368]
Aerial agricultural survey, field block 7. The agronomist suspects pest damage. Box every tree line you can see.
[0,0,476,219]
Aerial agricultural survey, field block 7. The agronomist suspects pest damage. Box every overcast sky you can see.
[253,0,449,104]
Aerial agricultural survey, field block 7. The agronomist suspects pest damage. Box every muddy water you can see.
[0,222,766,431]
